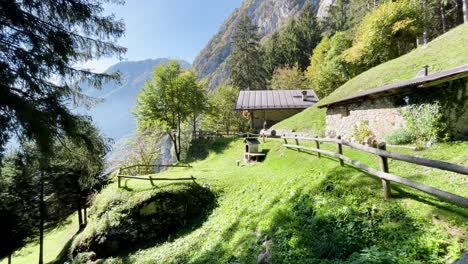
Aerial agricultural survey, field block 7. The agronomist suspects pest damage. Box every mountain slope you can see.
[80,58,189,141]
[67,138,467,263]
[274,24,468,134]
[193,0,320,90]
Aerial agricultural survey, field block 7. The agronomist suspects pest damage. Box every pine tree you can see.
[228,15,267,90]
[263,1,321,74]
[293,1,322,71]
[0,0,126,155]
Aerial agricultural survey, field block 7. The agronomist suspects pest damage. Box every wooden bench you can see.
[244,152,266,162]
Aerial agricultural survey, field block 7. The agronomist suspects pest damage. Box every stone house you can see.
[318,64,468,141]
[235,90,319,130]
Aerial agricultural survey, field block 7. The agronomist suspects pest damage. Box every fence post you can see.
[117,167,121,188]
[378,142,391,199]
[295,135,300,152]
[337,136,344,166]
[315,136,321,158]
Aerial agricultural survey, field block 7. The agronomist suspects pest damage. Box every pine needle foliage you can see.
[0,0,126,154]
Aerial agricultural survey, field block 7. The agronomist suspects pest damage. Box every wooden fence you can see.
[195,130,261,139]
[282,135,468,207]
[117,164,195,188]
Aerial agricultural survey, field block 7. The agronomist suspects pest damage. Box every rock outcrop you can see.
[193,0,329,91]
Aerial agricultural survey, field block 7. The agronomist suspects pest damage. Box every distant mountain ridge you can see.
[193,0,327,90]
[81,58,190,141]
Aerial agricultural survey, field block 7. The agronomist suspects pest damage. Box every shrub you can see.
[352,121,374,144]
[401,102,446,148]
[385,128,413,145]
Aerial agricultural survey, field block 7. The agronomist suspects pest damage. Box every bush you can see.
[385,128,413,145]
[352,121,374,144]
[401,102,446,148]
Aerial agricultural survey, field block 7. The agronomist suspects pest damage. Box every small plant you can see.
[385,128,413,145]
[401,102,446,148]
[352,121,374,144]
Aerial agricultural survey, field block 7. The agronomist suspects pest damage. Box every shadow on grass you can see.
[114,164,462,263]
[186,137,238,162]
[73,182,218,260]
[391,185,468,219]
[49,228,84,264]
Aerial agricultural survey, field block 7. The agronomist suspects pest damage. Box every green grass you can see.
[71,138,467,263]
[0,213,79,264]
[274,24,468,134]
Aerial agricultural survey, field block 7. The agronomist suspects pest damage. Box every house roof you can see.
[244,138,260,145]
[235,90,319,110]
[318,64,468,108]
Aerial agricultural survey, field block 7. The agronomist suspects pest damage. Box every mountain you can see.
[192,0,324,90]
[80,58,190,141]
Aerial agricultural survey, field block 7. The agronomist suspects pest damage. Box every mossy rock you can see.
[71,183,216,258]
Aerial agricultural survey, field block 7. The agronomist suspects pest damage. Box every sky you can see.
[83,0,243,72]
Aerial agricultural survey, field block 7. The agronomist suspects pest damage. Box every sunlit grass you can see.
[81,138,467,263]
[0,213,79,264]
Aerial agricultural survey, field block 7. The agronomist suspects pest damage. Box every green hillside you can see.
[55,138,467,263]
[274,24,468,135]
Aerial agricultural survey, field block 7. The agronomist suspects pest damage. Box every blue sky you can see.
[83,0,243,72]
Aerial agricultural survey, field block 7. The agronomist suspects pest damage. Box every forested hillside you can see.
[275,24,468,134]
[193,0,316,90]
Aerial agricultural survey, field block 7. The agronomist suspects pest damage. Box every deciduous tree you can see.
[343,0,427,68]
[270,64,309,90]
[134,61,207,161]
[306,32,353,98]
[202,85,248,134]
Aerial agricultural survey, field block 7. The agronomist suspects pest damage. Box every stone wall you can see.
[443,79,468,139]
[252,109,304,129]
[325,98,406,141]
[325,78,468,142]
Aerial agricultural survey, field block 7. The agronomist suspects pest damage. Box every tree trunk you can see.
[84,206,87,225]
[463,0,468,23]
[177,117,181,161]
[440,3,446,33]
[192,113,197,139]
[421,0,428,44]
[169,132,180,162]
[77,206,83,228]
[38,172,45,264]
[8,254,11,264]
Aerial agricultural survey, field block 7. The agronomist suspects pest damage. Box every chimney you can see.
[416,65,429,77]
[301,90,307,101]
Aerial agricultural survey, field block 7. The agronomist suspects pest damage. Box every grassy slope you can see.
[0,214,79,264]
[82,138,467,263]
[274,24,468,134]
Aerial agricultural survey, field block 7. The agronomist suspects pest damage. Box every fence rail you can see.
[282,135,468,207]
[117,164,194,188]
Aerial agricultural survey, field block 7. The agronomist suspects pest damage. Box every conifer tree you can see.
[0,0,126,155]
[228,15,267,90]
[293,1,322,71]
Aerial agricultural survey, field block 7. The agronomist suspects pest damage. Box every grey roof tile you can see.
[235,89,319,110]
